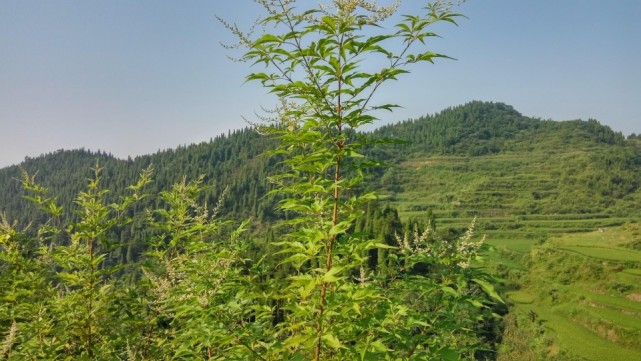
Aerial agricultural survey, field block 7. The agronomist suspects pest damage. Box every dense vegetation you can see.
[2,99,640,359]
[364,102,641,360]
[1,102,639,242]
[2,101,639,238]
[2,0,640,357]
[0,1,507,360]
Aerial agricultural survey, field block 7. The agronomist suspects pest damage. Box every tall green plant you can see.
[0,164,151,360]
[222,0,500,359]
[140,178,265,359]
[0,213,54,359]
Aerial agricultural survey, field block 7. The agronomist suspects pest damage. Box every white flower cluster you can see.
[0,321,17,358]
[395,224,431,255]
[394,217,484,269]
[454,217,484,268]
[340,0,400,20]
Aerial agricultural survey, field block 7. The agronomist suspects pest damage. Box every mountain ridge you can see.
[1,101,639,229]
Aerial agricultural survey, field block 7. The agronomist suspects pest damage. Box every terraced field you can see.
[503,227,641,360]
[382,153,641,359]
[508,294,641,361]
[386,153,637,245]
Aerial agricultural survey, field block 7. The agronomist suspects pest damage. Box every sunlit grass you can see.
[558,246,641,263]
[485,237,537,253]
[584,291,641,313]
[531,305,641,361]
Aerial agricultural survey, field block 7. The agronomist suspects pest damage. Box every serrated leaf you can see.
[352,302,362,316]
[472,278,504,304]
[322,333,344,349]
[322,267,341,283]
[329,221,351,236]
[300,278,318,300]
[468,299,484,308]
[441,286,459,297]
[369,339,389,352]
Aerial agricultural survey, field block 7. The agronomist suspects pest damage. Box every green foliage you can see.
[0,1,505,360]
[2,102,639,361]
[372,101,628,158]
[0,163,152,359]
[222,1,499,359]
[137,178,268,359]
[1,105,639,265]
[0,129,281,266]
[0,156,500,361]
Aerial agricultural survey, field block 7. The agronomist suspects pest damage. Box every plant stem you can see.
[315,42,344,357]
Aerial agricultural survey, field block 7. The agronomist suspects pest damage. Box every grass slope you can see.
[500,226,641,360]
[371,103,641,359]
[384,151,639,246]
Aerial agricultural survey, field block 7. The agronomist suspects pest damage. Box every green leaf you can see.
[468,299,484,308]
[254,33,281,46]
[438,347,460,361]
[441,286,459,297]
[345,149,365,158]
[369,339,389,352]
[472,278,504,304]
[322,267,342,283]
[329,221,351,236]
[322,333,344,349]
[370,242,397,250]
[352,302,362,316]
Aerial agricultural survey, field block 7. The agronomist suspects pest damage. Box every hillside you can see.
[370,101,641,234]
[364,102,641,359]
[0,128,279,223]
[1,101,640,253]
[1,101,641,358]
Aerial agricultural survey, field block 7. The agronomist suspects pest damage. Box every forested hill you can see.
[1,101,640,229]
[0,128,279,228]
[372,101,628,158]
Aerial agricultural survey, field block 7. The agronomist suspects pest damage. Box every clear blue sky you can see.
[1,0,640,168]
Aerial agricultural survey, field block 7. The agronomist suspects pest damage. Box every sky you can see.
[1,0,640,168]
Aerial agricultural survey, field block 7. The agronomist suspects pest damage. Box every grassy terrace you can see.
[382,152,641,359]
[387,154,638,242]
[505,227,641,360]
[510,297,641,361]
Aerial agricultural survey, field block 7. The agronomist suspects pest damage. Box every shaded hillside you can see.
[0,149,118,229]
[0,128,279,228]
